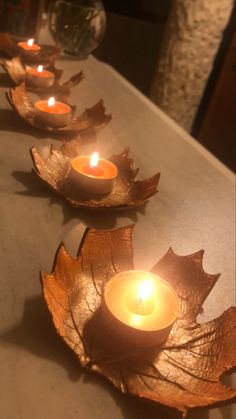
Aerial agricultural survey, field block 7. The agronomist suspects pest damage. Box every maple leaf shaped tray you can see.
[6,83,112,136]
[0,32,60,66]
[41,225,236,416]
[0,56,84,99]
[30,139,160,210]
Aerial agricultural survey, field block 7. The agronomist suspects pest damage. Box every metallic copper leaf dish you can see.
[6,83,112,135]
[41,225,236,416]
[1,55,63,85]
[0,32,60,65]
[30,140,160,210]
[0,56,27,84]
[1,56,84,99]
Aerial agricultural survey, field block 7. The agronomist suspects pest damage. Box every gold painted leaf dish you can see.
[30,140,160,210]
[1,56,84,100]
[6,83,112,136]
[42,225,236,416]
[0,32,60,66]
[1,55,62,85]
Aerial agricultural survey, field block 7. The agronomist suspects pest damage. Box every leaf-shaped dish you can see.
[0,56,27,84]
[42,225,236,416]
[30,140,160,210]
[0,32,60,65]
[1,56,84,100]
[1,56,62,85]
[6,83,112,136]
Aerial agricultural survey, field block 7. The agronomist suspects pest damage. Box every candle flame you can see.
[37,65,43,73]
[48,97,55,107]
[90,152,99,168]
[137,280,153,305]
[27,38,34,47]
[129,314,142,327]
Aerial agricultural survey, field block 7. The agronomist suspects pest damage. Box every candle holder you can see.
[0,33,60,66]
[1,56,61,86]
[101,270,179,348]
[1,57,85,99]
[35,98,73,128]
[70,154,118,195]
[30,140,160,210]
[6,83,111,135]
[17,39,41,59]
[41,225,236,416]
[26,66,56,88]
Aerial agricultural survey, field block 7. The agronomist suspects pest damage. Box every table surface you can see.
[0,46,235,419]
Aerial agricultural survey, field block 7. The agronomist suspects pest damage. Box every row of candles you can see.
[17,38,179,348]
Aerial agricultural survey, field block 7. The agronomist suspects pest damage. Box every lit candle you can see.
[101,271,179,348]
[70,152,118,195]
[17,38,41,58]
[26,65,55,88]
[35,97,72,128]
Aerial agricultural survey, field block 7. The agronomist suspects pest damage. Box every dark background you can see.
[1,0,235,171]
[96,1,236,172]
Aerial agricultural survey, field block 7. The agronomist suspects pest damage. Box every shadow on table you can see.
[0,295,82,382]
[1,295,232,419]
[12,169,54,199]
[220,372,236,419]
[0,72,14,88]
[0,104,104,143]
[0,296,210,419]
[0,108,44,138]
[11,170,147,229]
[118,395,210,419]
[0,296,175,419]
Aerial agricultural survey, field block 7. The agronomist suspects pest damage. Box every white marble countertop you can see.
[0,48,235,419]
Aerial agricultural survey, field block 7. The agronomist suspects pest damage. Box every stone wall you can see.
[150,0,234,132]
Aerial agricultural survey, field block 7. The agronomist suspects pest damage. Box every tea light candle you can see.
[101,270,179,348]
[35,97,72,128]
[26,65,55,88]
[70,152,118,195]
[18,38,41,58]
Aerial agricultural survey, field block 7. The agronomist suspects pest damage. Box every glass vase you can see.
[49,0,106,58]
